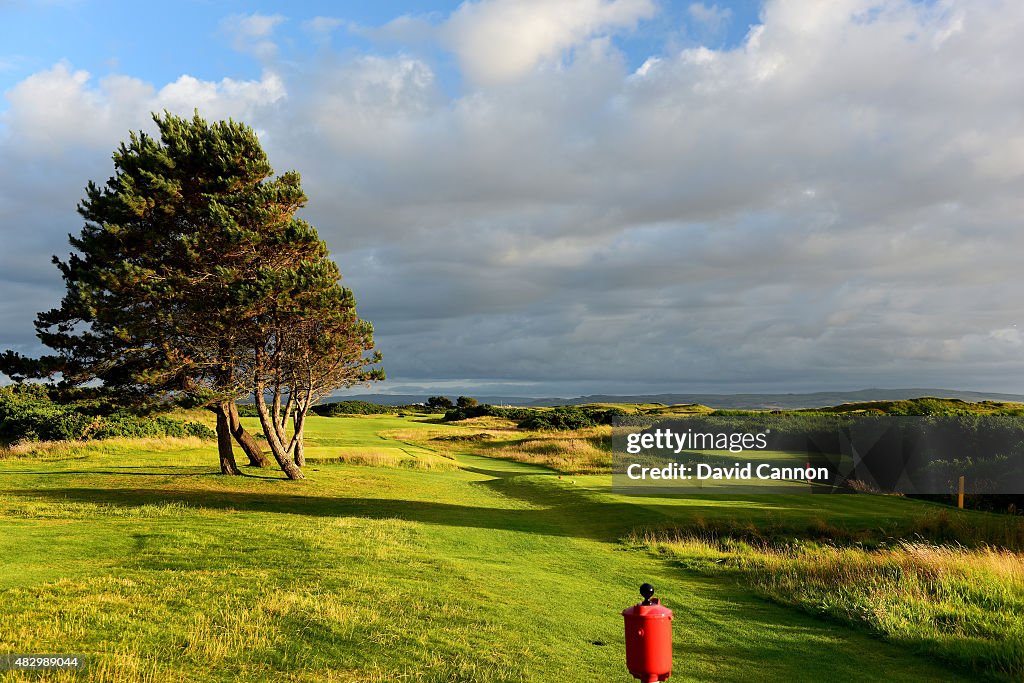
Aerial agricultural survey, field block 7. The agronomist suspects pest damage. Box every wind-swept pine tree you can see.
[2,112,382,477]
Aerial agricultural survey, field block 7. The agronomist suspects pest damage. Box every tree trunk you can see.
[214,402,241,475]
[253,385,305,480]
[229,401,271,467]
[293,411,305,467]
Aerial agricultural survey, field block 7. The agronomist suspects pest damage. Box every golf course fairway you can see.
[0,416,980,681]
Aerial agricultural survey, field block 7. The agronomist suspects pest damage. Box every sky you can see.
[1,0,1023,398]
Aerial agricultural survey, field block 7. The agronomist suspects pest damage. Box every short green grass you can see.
[0,415,1007,681]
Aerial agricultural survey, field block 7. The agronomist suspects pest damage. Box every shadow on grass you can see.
[0,484,668,541]
[1,466,283,479]
[1,454,922,544]
[460,465,538,479]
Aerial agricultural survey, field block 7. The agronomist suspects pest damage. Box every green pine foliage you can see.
[0,111,381,475]
[5,110,380,409]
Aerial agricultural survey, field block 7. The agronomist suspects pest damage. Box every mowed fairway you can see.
[0,416,973,682]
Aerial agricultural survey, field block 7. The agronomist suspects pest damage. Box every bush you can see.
[311,400,398,416]
[518,406,628,430]
[183,421,217,439]
[427,396,455,411]
[443,404,534,422]
[234,402,260,418]
[0,384,215,443]
[444,404,626,429]
[518,407,598,431]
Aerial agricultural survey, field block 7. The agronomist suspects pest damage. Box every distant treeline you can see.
[444,404,628,430]
[311,401,420,416]
[234,400,425,417]
[0,384,215,443]
[282,399,631,429]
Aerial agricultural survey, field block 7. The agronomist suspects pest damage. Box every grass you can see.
[384,417,615,474]
[0,436,210,461]
[472,429,610,474]
[625,506,1024,551]
[0,414,1017,681]
[639,533,1024,679]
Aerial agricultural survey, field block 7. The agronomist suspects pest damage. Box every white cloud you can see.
[309,56,438,157]
[688,2,733,35]
[221,13,286,59]
[304,16,343,36]
[156,72,286,121]
[351,14,438,45]
[440,0,656,84]
[2,63,152,151]
[303,16,345,46]
[1,62,285,154]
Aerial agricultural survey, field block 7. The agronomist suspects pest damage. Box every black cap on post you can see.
[640,583,655,605]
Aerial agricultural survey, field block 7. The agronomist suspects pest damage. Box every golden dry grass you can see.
[0,436,209,460]
[642,531,1024,678]
[483,431,611,474]
[382,423,613,474]
[304,448,457,470]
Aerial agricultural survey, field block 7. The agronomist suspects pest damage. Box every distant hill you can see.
[535,388,1024,410]
[326,388,1024,410]
[315,394,537,407]
[807,396,1023,415]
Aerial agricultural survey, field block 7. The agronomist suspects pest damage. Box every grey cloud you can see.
[3,0,1024,395]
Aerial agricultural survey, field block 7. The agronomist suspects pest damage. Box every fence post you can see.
[957,475,965,509]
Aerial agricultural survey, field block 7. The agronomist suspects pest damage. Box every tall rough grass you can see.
[638,530,1024,680]
[483,432,611,474]
[386,423,613,474]
[304,448,457,470]
[633,507,1024,551]
[0,436,209,461]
